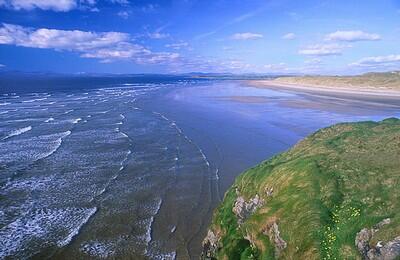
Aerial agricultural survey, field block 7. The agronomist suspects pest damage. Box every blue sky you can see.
[0,0,399,74]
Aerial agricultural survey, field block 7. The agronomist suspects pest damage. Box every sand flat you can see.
[248,79,400,98]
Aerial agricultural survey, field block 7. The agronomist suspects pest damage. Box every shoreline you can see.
[247,80,400,98]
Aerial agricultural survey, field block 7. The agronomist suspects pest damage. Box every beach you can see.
[249,79,400,97]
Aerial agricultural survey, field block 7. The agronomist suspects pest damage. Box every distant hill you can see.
[275,71,400,91]
[203,118,400,259]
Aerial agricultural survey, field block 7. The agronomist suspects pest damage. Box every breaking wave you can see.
[2,126,32,140]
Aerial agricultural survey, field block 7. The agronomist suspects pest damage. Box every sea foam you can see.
[80,239,117,258]
[0,207,98,259]
[2,126,32,140]
[57,207,98,247]
[37,131,71,161]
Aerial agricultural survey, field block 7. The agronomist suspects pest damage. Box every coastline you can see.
[247,79,400,98]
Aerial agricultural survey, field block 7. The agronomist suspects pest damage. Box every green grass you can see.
[206,118,400,259]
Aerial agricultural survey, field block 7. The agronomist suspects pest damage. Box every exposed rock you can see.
[232,196,246,220]
[202,230,220,259]
[356,228,373,256]
[375,218,391,229]
[232,194,263,224]
[244,231,257,249]
[248,195,263,213]
[263,221,287,257]
[355,218,400,260]
[365,237,400,260]
[265,187,274,197]
[378,237,400,260]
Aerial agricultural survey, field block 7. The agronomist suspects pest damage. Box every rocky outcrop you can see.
[265,187,274,197]
[232,193,263,224]
[263,221,287,257]
[356,228,373,257]
[355,218,400,260]
[244,229,257,249]
[366,237,400,260]
[202,230,220,259]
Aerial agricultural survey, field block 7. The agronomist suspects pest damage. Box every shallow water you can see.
[0,80,399,259]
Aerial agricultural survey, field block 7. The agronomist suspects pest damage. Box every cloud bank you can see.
[0,0,125,11]
[0,0,78,11]
[0,23,180,64]
[299,43,348,56]
[350,54,400,68]
[0,23,253,73]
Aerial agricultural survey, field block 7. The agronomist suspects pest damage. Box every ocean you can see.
[1,76,399,259]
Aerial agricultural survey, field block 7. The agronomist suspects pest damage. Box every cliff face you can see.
[203,118,400,260]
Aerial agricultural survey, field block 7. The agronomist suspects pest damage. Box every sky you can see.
[0,0,400,74]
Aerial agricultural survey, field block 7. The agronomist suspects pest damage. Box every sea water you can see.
[1,78,399,259]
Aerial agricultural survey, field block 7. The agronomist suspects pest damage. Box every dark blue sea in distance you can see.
[0,72,207,94]
[1,73,399,259]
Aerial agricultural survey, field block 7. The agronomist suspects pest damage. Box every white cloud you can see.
[0,0,77,11]
[0,23,180,65]
[80,43,149,60]
[0,23,263,73]
[299,43,349,56]
[282,33,296,40]
[325,30,381,42]
[117,10,129,19]
[136,52,180,65]
[231,32,263,40]
[165,42,189,50]
[349,54,400,68]
[0,23,129,49]
[0,0,127,11]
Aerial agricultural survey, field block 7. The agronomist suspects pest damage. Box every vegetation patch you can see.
[202,118,400,259]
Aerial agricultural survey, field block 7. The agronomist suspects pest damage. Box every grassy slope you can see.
[208,118,400,259]
[274,72,400,90]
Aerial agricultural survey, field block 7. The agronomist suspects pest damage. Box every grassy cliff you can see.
[203,118,400,259]
[275,71,400,91]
